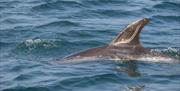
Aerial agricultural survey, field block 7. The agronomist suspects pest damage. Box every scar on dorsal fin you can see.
[110,18,149,46]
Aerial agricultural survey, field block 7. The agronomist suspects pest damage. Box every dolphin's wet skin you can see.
[61,18,179,64]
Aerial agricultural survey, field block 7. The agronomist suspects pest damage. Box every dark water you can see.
[0,0,180,91]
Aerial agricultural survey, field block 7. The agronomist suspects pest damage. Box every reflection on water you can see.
[116,61,144,91]
[116,60,145,91]
[116,61,141,77]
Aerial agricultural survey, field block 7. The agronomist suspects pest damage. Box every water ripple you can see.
[1,0,180,91]
[36,20,81,29]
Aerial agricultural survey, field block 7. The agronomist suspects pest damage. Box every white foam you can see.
[137,56,178,63]
[25,39,42,46]
[23,39,56,48]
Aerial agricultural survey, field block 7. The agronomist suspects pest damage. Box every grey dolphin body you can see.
[62,18,179,63]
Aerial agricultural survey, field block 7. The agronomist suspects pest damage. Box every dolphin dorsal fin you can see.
[110,18,149,46]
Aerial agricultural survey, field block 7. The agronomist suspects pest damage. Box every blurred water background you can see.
[0,0,180,91]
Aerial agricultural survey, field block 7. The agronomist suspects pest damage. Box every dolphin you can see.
[61,18,179,63]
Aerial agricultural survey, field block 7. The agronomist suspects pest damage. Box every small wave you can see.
[31,0,84,12]
[71,9,102,18]
[1,18,22,24]
[36,20,80,29]
[150,15,180,26]
[72,9,134,18]
[0,41,13,46]
[153,1,180,10]
[2,86,50,91]
[136,8,154,15]
[82,0,127,6]
[151,15,180,22]
[96,9,135,18]
[150,74,180,79]
[65,30,96,38]
[0,1,20,9]
[31,2,64,11]
[57,73,119,86]
[13,74,33,81]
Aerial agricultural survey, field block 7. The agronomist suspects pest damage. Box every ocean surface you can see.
[0,0,180,91]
